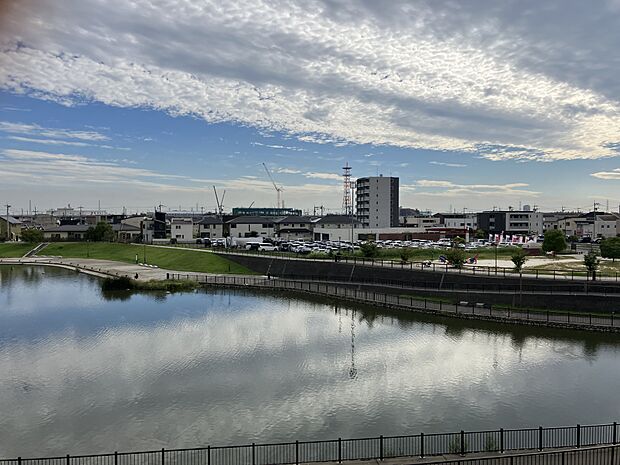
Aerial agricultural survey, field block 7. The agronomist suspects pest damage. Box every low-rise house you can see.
[227,216,277,238]
[197,216,226,239]
[44,224,90,241]
[275,216,314,240]
[113,223,142,243]
[0,216,23,241]
[312,215,362,241]
[170,217,193,241]
[399,215,441,232]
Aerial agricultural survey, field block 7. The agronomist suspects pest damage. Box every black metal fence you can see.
[169,274,620,330]
[3,423,619,465]
[213,249,620,283]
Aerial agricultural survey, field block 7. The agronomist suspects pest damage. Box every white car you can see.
[257,244,278,251]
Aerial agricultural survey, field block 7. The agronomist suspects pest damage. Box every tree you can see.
[511,248,528,272]
[399,247,414,263]
[86,222,114,242]
[452,236,465,246]
[475,229,487,239]
[445,247,466,269]
[360,241,379,258]
[600,237,620,262]
[542,229,567,256]
[21,228,44,243]
[583,251,600,281]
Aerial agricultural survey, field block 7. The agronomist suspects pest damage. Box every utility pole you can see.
[4,204,11,241]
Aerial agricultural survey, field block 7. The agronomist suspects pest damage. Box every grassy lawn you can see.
[41,242,254,274]
[0,242,38,257]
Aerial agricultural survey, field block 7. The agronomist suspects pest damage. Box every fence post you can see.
[539,426,543,451]
[296,440,299,465]
[17,458,21,465]
[577,424,581,448]
[208,446,211,465]
[460,430,465,455]
[114,452,118,465]
[380,435,383,460]
[614,422,618,444]
[67,455,70,465]
[420,433,424,458]
[161,448,165,465]
[338,438,342,463]
[252,443,255,465]
[500,428,504,453]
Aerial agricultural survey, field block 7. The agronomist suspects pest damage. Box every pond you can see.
[1,265,619,457]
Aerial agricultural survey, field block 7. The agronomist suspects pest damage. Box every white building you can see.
[313,215,362,241]
[170,217,193,240]
[356,175,399,228]
[228,216,276,238]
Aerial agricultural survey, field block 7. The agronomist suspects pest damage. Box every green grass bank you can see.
[41,242,254,274]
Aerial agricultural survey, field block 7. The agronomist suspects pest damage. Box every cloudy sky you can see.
[1,0,620,214]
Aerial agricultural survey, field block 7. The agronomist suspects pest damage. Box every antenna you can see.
[262,163,283,208]
[342,163,353,215]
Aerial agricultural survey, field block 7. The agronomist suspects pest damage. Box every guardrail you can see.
[3,423,618,465]
[168,274,620,330]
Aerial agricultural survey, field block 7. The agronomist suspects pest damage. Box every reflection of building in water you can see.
[349,309,357,379]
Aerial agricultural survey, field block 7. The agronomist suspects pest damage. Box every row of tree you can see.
[20,222,114,243]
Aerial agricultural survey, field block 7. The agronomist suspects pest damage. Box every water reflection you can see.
[1,266,620,458]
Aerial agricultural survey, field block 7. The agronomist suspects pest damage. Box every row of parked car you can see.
[194,237,534,253]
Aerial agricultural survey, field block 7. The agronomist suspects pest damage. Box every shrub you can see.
[510,248,528,272]
[21,228,44,243]
[446,247,466,269]
[360,242,379,258]
[542,229,567,255]
[600,237,620,262]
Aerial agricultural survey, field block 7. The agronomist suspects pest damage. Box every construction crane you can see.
[262,163,283,209]
[212,186,225,216]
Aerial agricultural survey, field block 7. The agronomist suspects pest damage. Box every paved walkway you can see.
[0,256,258,282]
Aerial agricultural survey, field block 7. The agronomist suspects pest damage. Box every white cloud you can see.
[251,142,305,151]
[276,167,302,174]
[429,161,467,168]
[303,171,342,181]
[412,179,538,197]
[0,121,108,141]
[2,1,620,163]
[591,169,620,180]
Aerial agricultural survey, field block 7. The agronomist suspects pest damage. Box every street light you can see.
[494,242,498,274]
[5,204,11,242]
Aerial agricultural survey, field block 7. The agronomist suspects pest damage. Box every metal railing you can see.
[4,423,619,465]
[212,248,620,283]
[168,274,620,330]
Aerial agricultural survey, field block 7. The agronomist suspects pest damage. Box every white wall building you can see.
[228,216,276,238]
[170,217,193,240]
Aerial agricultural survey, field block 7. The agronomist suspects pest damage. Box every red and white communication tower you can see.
[342,162,353,215]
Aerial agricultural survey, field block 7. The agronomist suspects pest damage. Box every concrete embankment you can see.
[216,252,620,313]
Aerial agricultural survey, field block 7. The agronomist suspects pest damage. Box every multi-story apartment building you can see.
[477,210,544,236]
[356,175,399,228]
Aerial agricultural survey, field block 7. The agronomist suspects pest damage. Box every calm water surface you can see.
[1,265,620,456]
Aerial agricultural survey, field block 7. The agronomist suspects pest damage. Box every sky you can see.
[1,0,620,215]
